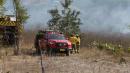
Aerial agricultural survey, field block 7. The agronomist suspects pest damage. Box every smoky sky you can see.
[76,0,130,33]
[5,0,130,33]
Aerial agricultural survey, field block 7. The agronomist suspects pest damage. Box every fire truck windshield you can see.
[47,33,65,40]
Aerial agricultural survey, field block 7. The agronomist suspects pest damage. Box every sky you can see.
[4,0,130,33]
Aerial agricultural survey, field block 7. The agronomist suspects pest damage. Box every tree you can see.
[47,0,82,35]
[13,0,29,24]
[0,0,29,22]
[0,0,4,5]
[47,8,61,31]
[13,0,29,55]
[0,0,6,16]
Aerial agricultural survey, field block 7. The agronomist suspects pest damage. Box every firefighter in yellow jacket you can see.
[76,34,80,53]
[69,34,77,53]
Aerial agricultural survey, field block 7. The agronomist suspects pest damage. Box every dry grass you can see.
[79,48,130,63]
[0,55,41,73]
[0,30,37,73]
[79,48,113,61]
[21,30,36,49]
[81,31,130,48]
[0,47,130,73]
[0,31,130,73]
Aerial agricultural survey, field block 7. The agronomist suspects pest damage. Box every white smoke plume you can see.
[22,0,130,33]
[76,0,130,33]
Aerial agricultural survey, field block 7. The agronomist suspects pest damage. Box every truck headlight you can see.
[49,42,55,45]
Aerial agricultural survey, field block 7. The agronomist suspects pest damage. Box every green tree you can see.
[47,0,82,35]
[13,0,29,24]
[13,0,29,55]
[0,0,6,16]
[0,0,4,5]
[47,8,61,31]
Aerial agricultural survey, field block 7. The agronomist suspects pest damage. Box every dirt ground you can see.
[0,48,130,73]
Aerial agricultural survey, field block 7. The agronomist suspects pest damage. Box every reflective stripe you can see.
[0,21,18,26]
[0,21,23,33]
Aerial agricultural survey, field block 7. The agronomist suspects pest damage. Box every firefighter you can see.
[69,34,77,53]
[76,34,80,53]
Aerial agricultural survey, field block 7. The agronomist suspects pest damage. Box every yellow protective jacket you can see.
[76,37,80,45]
[69,36,77,44]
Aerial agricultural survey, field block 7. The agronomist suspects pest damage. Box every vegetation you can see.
[48,0,82,35]
[0,0,29,23]
[0,0,6,16]
[80,32,130,59]
[93,42,124,57]
[0,0,4,5]
[13,0,29,24]
[48,8,61,31]
[0,0,130,72]
[13,0,29,55]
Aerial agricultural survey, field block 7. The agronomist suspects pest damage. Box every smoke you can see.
[22,0,48,6]
[22,0,61,6]
[21,0,130,33]
[74,0,130,33]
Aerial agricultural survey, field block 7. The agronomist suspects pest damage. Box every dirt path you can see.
[0,53,130,73]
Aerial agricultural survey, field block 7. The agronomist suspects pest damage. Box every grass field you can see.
[0,31,130,73]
